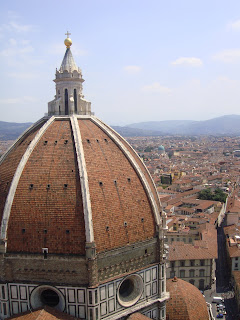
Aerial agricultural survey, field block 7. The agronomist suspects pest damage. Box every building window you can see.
[236,257,238,261]
[180,260,185,267]
[189,279,195,285]
[170,271,175,278]
[74,88,77,112]
[189,269,195,277]
[199,279,204,290]
[180,270,185,278]
[189,238,192,243]
[190,260,195,266]
[65,89,69,115]
[171,262,175,268]
[183,238,186,242]
[200,259,205,266]
[165,238,168,242]
[199,269,205,277]
[235,263,238,269]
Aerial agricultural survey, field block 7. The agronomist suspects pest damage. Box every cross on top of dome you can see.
[64,31,72,48]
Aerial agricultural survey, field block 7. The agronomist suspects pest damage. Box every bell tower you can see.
[48,32,92,116]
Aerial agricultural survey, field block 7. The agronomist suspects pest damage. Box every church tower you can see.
[48,32,91,116]
[0,34,168,320]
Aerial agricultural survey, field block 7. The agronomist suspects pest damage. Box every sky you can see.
[1,0,240,125]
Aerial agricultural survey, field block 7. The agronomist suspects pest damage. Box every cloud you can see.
[142,82,172,94]
[0,42,34,57]
[171,57,203,67]
[1,21,34,34]
[124,65,141,74]
[0,11,36,39]
[228,19,240,31]
[0,96,37,104]
[8,72,37,79]
[212,49,240,63]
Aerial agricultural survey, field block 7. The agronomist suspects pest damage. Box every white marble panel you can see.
[146,284,151,297]
[10,286,18,300]
[146,270,151,283]
[77,289,85,303]
[108,298,115,313]
[68,289,75,303]
[100,286,106,301]
[78,305,86,319]
[68,305,76,316]
[21,302,28,313]
[20,286,27,300]
[152,308,157,319]
[152,281,157,295]
[152,267,157,280]
[12,301,19,315]
[100,302,107,316]
[108,283,114,298]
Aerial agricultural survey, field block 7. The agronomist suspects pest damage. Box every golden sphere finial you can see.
[64,31,72,48]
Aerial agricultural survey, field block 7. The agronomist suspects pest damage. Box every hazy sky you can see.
[1,0,240,125]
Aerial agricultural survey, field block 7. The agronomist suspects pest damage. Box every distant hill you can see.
[0,121,32,140]
[124,115,240,136]
[126,120,195,132]
[1,115,240,140]
[112,126,164,137]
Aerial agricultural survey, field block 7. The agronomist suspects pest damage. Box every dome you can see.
[158,145,165,151]
[166,277,209,320]
[0,34,167,320]
[0,116,162,255]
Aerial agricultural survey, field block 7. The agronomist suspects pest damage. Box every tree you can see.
[212,188,227,203]
[198,188,213,200]
[198,188,227,203]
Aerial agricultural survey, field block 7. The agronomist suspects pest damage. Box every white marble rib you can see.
[70,115,94,243]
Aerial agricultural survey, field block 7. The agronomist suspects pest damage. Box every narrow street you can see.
[204,225,239,319]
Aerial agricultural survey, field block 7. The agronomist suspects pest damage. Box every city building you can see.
[224,225,240,273]
[166,242,216,290]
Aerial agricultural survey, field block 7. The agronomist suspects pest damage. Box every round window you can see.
[30,285,65,311]
[40,289,60,307]
[117,274,143,307]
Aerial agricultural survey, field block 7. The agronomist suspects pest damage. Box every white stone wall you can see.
[0,264,167,320]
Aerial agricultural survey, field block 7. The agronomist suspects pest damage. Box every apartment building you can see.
[166,242,216,290]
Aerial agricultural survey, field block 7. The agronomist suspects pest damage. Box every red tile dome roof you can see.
[0,115,162,255]
[166,277,209,320]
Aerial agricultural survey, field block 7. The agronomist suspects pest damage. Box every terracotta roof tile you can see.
[127,313,151,320]
[166,277,209,320]
[7,306,81,320]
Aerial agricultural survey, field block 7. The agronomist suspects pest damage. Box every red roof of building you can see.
[166,277,209,320]
[7,306,80,320]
